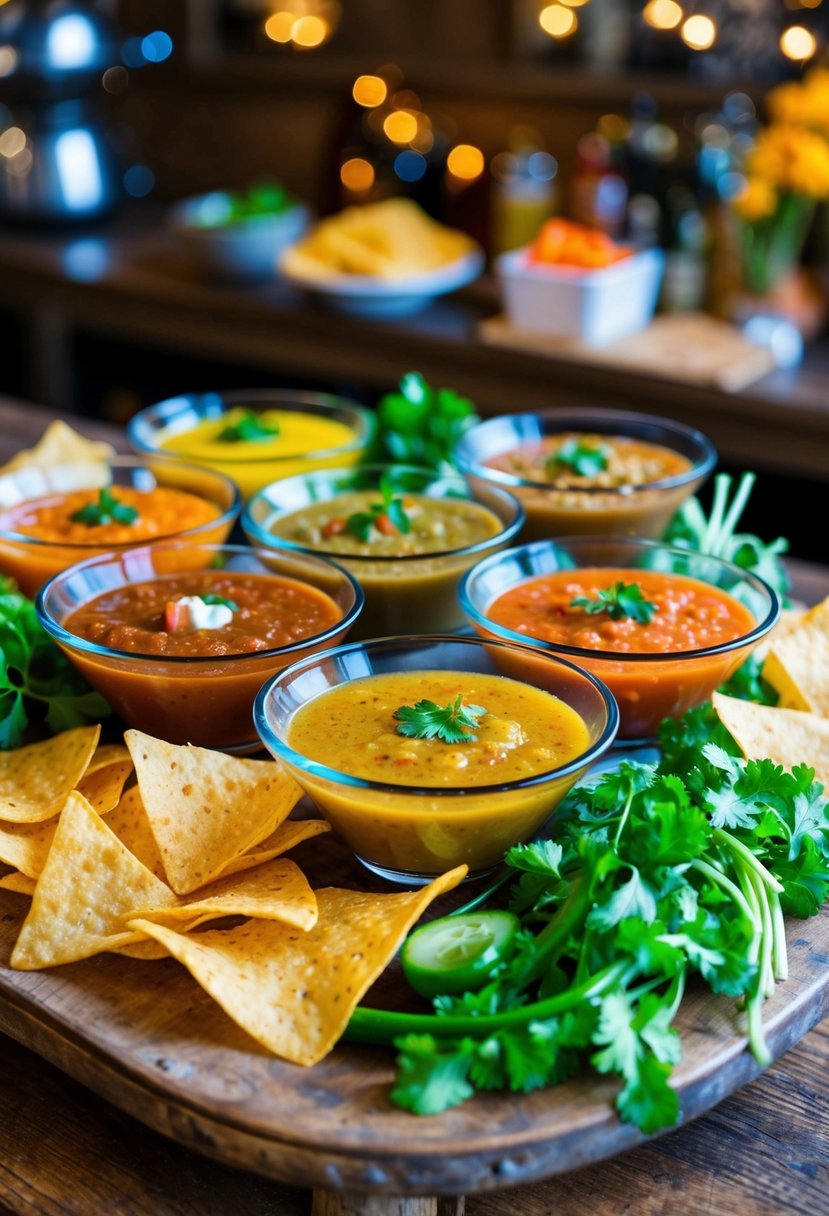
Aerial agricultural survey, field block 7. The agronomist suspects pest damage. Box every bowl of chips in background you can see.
[128,389,377,500]
[255,633,618,884]
[0,454,241,598]
[278,197,485,317]
[36,542,364,752]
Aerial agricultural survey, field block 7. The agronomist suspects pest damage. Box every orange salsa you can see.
[483,567,759,740]
[0,485,219,546]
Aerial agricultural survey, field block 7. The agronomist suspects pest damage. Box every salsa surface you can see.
[270,491,502,558]
[288,670,591,787]
[65,572,342,657]
[487,567,755,654]
[486,433,693,490]
[0,486,219,546]
[160,410,357,463]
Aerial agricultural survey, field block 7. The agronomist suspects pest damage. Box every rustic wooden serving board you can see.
[0,829,826,1209]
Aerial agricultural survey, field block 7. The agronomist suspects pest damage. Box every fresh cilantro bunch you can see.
[663,471,790,604]
[376,372,479,473]
[346,742,829,1132]
[0,577,110,749]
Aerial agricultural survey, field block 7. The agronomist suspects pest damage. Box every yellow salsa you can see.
[159,409,363,497]
[286,669,592,875]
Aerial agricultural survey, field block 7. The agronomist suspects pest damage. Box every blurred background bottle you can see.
[490,125,559,255]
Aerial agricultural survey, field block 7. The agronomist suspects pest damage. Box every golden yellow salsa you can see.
[159,409,362,497]
[286,670,592,875]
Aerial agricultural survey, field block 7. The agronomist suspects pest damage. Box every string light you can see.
[340,157,375,192]
[539,4,578,36]
[352,75,387,108]
[780,24,817,58]
[681,13,716,50]
[447,144,485,181]
[643,0,683,31]
[383,110,418,144]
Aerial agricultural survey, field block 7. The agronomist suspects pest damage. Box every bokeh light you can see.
[291,15,329,48]
[352,74,387,108]
[102,65,128,93]
[140,30,173,63]
[538,4,578,37]
[124,164,155,198]
[0,126,26,158]
[780,24,817,59]
[0,46,17,77]
[681,14,716,50]
[264,12,294,42]
[383,110,418,144]
[643,0,683,30]
[394,150,427,182]
[340,157,375,192]
[447,144,485,181]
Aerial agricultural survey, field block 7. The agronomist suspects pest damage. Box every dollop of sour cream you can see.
[166,596,234,631]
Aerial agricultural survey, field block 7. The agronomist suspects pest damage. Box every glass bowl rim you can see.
[453,406,717,496]
[253,631,620,798]
[0,453,242,552]
[242,462,527,566]
[127,388,376,467]
[458,535,781,665]
[35,540,365,667]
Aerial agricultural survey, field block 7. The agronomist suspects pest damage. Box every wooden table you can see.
[0,397,826,1216]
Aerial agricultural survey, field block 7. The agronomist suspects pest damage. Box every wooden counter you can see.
[0,209,828,486]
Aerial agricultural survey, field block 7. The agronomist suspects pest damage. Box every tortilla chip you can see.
[712,692,829,790]
[129,865,467,1065]
[77,758,133,815]
[0,871,36,896]
[763,597,829,716]
[0,726,100,824]
[215,818,330,880]
[125,730,303,895]
[0,816,58,878]
[105,786,166,879]
[0,420,114,474]
[134,858,317,932]
[11,791,177,969]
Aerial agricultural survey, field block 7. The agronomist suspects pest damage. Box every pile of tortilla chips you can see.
[0,419,115,475]
[0,727,465,1066]
[713,593,829,788]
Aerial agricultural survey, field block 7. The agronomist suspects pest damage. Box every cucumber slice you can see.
[401,909,520,999]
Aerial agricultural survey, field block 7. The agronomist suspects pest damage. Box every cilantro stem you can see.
[747,991,773,1068]
[713,830,785,894]
[747,869,775,999]
[345,960,634,1046]
[690,858,757,928]
[717,472,756,556]
[770,895,788,982]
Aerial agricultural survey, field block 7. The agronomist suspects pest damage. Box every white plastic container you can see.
[495,245,665,347]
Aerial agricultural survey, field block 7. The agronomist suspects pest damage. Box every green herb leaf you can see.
[393,695,487,744]
[572,581,659,624]
[69,488,139,527]
[376,372,479,474]
[345,473,412,541]
[201,594,239,611]
[217,410,281,444]
[546,439,609,479]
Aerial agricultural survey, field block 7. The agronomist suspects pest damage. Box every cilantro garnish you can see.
[376,372,478,474]
[217,410,280,444]
[572,581,658,624]
[393,694,487,744]
[201,594,238,611]
[546,439,609,479]
[346,472,412,542]
[0,576,110,748]
[69,489,138,527]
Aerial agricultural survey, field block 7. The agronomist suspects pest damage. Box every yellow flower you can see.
[746,124,829,199]
[733,176,778,222]
[767,67,829,138]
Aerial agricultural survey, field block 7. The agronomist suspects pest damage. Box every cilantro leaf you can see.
[201,594,239,611]
[217,409,280,444]
[69,488,138,527]
[376,372,479,473]
[571,581,658,624]
[546,439,609,479]
[393,695,487,744]
[588,866,659,930]
[391,1035,475,1115]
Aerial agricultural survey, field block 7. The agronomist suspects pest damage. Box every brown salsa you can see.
[65,571,342,657]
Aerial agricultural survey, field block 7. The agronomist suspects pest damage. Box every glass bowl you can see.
[242,464,525,640]
[254,633,618,885]
[0,455,241,599]
[36,542,364,753]
[459,536,780,743]
[127,388,377,499]
[452,407,716,543]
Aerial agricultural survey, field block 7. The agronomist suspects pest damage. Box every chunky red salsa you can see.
[65,571,342,657]
[487,567,755,654]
